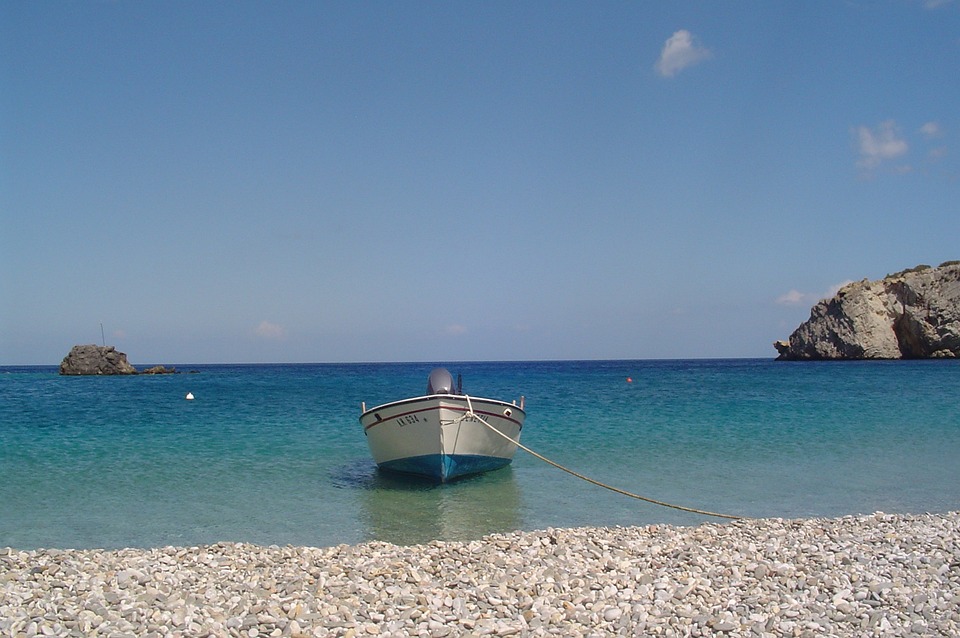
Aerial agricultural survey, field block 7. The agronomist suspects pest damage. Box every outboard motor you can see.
[426,368,456,395]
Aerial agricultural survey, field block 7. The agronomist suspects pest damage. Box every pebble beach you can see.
[2,511,958,637]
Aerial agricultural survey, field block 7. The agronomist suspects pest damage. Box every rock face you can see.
[141,365,177,375]
[775,262,960,360]
[59,345,138,375]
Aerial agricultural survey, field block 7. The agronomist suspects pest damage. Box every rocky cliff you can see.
[775,262,960,360]
[59,345,138,375]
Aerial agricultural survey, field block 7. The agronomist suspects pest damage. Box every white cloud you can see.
[776,281,853,306]
[776,290,809,305]
[255,320,285,339]
[444,324,467,336]
[920,121,943,138]
[655,30,711,78]
[919,122,949,165]
[855,120,908,169]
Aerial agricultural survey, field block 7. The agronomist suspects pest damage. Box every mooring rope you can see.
[459,395,744,521]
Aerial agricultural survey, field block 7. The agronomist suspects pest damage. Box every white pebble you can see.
[0,512,958,636]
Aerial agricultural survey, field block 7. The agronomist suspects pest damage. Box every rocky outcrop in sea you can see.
[59,344,138,375]
[141,365,177,374]
[775,261,960,360]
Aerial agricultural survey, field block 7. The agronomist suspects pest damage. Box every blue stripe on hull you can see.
[379,454,512,482]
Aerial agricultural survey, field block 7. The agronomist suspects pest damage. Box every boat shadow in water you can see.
[330,459,523,545]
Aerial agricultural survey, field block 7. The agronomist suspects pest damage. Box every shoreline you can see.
[2,511,958,637]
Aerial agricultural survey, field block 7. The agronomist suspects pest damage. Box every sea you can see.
[1,359,958,551]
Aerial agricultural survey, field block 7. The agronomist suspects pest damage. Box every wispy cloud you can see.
[920,121,944,139]
[776,281,853,306]
[917,121,951,165]
[255,320,285,339]
[776,290,810,306]
[444,324,467,336]
[655,30,711,78]
[854,119,954,175]
[855,120,909,170]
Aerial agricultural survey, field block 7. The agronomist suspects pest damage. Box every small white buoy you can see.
[185,392,195,400]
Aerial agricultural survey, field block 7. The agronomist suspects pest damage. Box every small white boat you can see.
[360,368,526,482]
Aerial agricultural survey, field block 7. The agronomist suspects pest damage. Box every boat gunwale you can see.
[360,394,525,431]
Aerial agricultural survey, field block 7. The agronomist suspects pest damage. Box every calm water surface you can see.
[1,360,957,549]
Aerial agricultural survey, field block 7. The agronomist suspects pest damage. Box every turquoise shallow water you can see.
[1,360,958,550]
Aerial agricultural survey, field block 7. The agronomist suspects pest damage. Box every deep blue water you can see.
[1,359,958,550]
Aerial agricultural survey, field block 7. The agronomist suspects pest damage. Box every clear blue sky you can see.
[3,1,958,365]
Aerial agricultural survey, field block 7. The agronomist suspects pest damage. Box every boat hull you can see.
[360,395,525,482]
